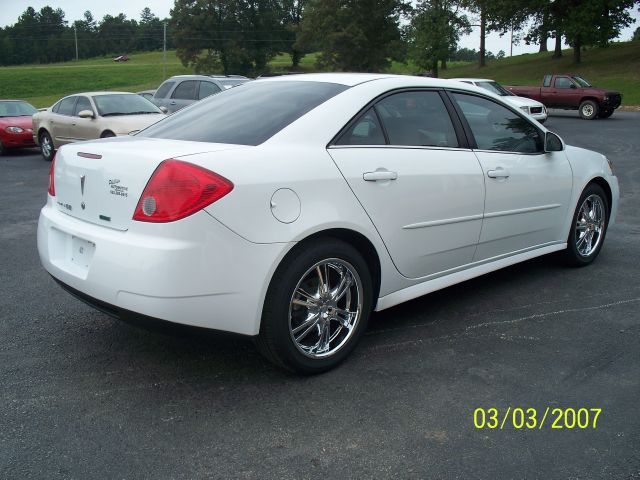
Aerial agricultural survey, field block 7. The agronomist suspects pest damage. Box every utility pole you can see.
[163,22,167,80]
[74,24,78,61]
[510,23,514,57]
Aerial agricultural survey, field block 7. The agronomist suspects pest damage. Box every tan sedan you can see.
[33,92,166,161]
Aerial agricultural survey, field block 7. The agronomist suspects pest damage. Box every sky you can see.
[1,1,638,57]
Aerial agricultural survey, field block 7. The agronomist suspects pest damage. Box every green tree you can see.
[171,0,283,76]
[282,0,306,69]
[296,0,410,72]
[409,0,470,77]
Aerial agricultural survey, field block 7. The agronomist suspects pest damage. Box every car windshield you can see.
[92,94,161,116]
[0,101,38,117]
[572,76,592,87]
[477,81,514,96]
[139,81,349,146]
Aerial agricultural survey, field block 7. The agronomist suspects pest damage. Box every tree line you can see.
[0,6,170,66]
[1,1,638,75]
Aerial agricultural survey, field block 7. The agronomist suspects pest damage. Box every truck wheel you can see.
[598,109,614,119]
[578,100,598,120]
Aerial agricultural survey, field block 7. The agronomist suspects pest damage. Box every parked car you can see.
[113,55,130,62]
[0,100,38,155]
[152,75,251,113]
[452,78,548,123]
[137,90,156,102]
[507,75,622,120]
[33,92,166,161]
[39,74,618,373]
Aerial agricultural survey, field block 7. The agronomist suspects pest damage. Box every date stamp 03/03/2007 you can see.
[473,407,602,430]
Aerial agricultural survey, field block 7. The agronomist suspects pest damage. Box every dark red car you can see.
[0,100,38,155]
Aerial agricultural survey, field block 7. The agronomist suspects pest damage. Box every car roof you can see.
[450,78,495,83]
[167,75,249,80]
[254,72,492,88]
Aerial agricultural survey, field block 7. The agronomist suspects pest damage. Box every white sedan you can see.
[38,74,618,373]
[452,78,548,123]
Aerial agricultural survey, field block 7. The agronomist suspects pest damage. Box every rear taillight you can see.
[47,154,56,196]
[133,159,233,223]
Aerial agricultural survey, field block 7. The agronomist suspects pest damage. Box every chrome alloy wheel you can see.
[41,134,52,158]
[575,194,606,257]
[288,259,363,358]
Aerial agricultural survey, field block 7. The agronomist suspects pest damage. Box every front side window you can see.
[74,96,93,116]
[57,97,77,116]
[452,93,543,153]
[335,108,385,146]
[198,81,222,100]
[140,81,348,146]
[554,77,573,89]
[172,81,198,100]
[154,81,174,99]
[375,91,459,148]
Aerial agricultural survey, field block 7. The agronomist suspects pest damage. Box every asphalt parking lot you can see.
[1,111,639,479]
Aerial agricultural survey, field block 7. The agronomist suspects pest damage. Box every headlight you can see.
[6,126,24,133]
[604,95,609,101]
[520,106,529,114]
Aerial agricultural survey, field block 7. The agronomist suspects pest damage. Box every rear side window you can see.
[57,97,77,116]
[375,91,459,148]
[172,81,198,100]
[140,81,349,146]
[336,108,385,146]
[452,93,543,153]
[543,75,552,87]
[74,96,92,116]
[554,77,573,89]
[155,81,174,99]
[198,81,222,100]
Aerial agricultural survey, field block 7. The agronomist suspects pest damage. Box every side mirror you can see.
[78,110,94,119]
[159,106,168,114]
[545,132,564,152]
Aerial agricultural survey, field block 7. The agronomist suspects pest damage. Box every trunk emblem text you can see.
[109,179,129,198]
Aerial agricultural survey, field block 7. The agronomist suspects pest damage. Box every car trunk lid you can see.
[52,137,244,231]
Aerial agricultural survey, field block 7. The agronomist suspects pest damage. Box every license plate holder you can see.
[70,236,95,268]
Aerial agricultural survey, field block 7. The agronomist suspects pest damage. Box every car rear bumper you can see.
[38,200,291,335]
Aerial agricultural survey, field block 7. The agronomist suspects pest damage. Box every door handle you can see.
[169,101,177,105]
[487,168,510,179]
[363,170,398,182]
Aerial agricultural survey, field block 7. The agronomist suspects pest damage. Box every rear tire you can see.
[101,131,116,138]
[578,100,598,120]
[256,238,373,374]
[563,183,609,267]
[39,131,55,161]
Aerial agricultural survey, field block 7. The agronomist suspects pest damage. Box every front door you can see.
[450,92,573,261]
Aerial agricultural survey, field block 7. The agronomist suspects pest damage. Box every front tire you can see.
[598,108,614,119]
[39,131,55,161]
[101,131,116,138]
[563,183,609,267]
[0,139,5,156]
[257,238,373,374]
[578,100,599,120]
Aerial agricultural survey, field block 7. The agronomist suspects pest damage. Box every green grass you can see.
[439,41,640,105]
[1,42,638,107]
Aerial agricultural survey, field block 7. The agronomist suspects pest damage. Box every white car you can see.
[452,78,548,123]
[38,74,618,373]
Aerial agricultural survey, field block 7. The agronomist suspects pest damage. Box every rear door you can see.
[152,80,175,109]
[328,90,485,279]
[51,96,77,145]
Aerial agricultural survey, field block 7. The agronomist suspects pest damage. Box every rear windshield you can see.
[139,81,349,146]
[0,101,38,117]
[92,94,162,116]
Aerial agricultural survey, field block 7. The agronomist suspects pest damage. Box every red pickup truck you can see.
[507,74,622,120]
